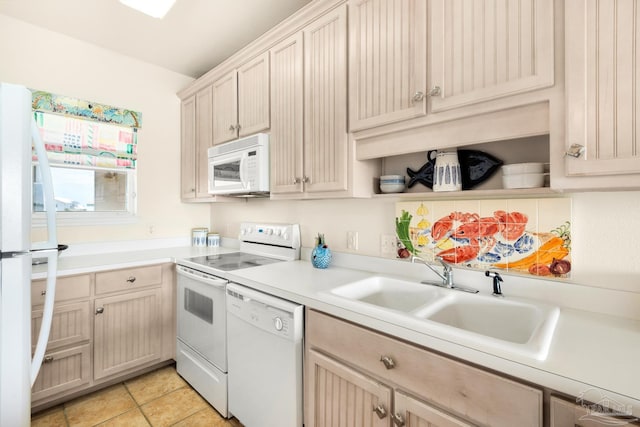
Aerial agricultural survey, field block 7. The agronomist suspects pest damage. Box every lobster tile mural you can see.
[395,198,572,278]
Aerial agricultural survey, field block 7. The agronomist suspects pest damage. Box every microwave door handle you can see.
[239,155,249,190]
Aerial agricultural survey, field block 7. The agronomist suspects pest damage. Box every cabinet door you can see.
[238,51,270,137]
[303,5,349,193]
[93,288,162,380]
[270,33,305,195]
[394,390,473,427]
[195,86,214,198]
[565,0,640,176]
[429,0,554,113]
[32,344,91,403]
[180,95,197,200]
[306,349,392,427]
[349,0,427,131]
[212,70,239,145]
[550,396,638,427]
[32,301,91,351]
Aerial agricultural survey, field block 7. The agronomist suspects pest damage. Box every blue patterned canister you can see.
[311,245,332,269]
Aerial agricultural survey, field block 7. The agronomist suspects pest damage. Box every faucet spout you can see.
[411,255,453,288]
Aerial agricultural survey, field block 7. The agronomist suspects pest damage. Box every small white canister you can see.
[207,233,220,247]
[192,228,208,247]
[433,149,462,192]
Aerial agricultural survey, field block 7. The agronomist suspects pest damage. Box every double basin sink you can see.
[327,276,560,360]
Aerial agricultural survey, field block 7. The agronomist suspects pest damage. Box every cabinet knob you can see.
[95,307,104,315]
[380,355,396,369]
[428,86,441,97]
[236,123,241,130]
[566,143,585,158]
[41,290,46,296]
[302,176,310,183]
[43,355,54,364]
[293,177,302,184]
[392,413,406,427]
[373,404,388,419]
[126,276,136,284]
[412,91,425,102]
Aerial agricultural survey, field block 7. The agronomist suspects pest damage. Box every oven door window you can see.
[184,288,213,324]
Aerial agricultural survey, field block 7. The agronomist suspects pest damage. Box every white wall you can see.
[0,14,210,244]
[211,191,640,293]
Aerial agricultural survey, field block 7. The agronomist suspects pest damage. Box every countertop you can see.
[35,244,640,418]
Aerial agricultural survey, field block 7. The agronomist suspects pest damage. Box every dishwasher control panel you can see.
[226,285,303,342]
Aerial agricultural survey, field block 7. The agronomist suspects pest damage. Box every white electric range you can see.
[175,222,301,419]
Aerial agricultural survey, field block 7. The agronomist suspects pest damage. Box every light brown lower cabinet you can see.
[30,264,175,410]
[31,344,91,402]
[93,288,162,380]
[550,396,639,427]
[306,309,543,427]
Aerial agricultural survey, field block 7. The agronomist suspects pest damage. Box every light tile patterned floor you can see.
[31,365,243,427]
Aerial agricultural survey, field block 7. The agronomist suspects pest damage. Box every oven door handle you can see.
[177,266,228,289]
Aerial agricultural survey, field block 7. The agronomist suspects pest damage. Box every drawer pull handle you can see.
[380,355,396,369]
[43,355,54,363]
[392,413,406,426]
[41,290,46,296]
[373,404,388,419]
[126,276,136,283]
[96,307,104,315]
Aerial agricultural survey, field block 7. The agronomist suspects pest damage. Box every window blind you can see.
[33,111,137,170]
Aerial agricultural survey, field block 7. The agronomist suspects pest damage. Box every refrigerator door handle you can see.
[28,117,59,385]
[30,119,57,251]
[30,249,58,385]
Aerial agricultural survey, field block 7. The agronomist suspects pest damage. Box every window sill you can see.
[32,212,139,227]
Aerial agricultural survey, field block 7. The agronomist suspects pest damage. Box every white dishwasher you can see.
[226,282,304,427]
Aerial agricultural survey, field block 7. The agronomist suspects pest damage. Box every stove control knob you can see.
[265,228,274,235]
[283,232,289,240]
[274,317,284,331]
[275,229,282,236]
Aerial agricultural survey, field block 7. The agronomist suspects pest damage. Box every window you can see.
[30,92,141,225]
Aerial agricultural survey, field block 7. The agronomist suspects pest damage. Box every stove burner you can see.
[185,252,283,272]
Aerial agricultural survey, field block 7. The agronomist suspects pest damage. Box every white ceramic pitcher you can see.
[433,149,462,192]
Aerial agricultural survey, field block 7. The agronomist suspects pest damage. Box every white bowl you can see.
[502,173,545,189]
[380,174,405,182]
[380,182,405,193]
[502,163,544,175]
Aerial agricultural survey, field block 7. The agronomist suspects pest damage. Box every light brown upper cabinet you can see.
[269,33,304,195]
[348,0,428,131]
[302,5,349,194]
[565,0,640,177]
[180,87,214,201]
[429,0,554,113]
[212,52,270,145]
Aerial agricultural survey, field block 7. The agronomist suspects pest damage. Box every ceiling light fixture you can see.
[119,0,176,19]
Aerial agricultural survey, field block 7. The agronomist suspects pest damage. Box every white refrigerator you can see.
[0,82,60,426]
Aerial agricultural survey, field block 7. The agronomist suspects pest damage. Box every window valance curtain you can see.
[31,90,141,170]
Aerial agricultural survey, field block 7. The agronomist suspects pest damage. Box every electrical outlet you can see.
[381,234,397,256]
[347,231,359,251]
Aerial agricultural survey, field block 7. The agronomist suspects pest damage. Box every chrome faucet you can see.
[411,255,478,293]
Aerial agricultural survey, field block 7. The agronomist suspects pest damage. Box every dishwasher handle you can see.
[177,265,227,288]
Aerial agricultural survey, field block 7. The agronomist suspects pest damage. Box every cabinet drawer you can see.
[307,310,543,427]
[31,274,91,306]
[95,264,163,295]
[32,301,91,351]
[31,343,91,403]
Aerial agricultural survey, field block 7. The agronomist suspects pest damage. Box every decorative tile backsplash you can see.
[395,198,572,278]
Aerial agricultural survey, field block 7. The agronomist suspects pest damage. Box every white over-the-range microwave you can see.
[207,133,269,196]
